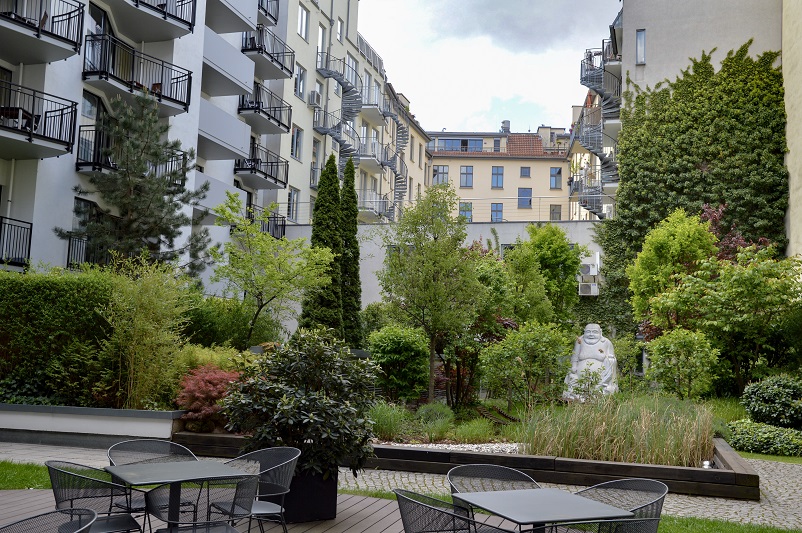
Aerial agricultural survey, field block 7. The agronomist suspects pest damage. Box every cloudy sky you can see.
[357,0,622,133]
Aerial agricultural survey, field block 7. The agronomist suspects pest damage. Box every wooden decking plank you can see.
[0,490,55,525]
[349,500,404,533]
[316,495,398,533]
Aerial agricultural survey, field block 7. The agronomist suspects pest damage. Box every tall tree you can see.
[298,154,343,336]
[378,184,485,402]
[55,94,210,275]
[340,157,363,347]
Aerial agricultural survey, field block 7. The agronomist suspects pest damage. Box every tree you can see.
[298,154,343,336]
[55,94,210,275]
[646,329,718,400]
[210,192,334,344]
[340,157,363,347]
[367,325,428,402]
[378,184,485,402]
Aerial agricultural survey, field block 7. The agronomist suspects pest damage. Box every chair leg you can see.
[280,513,288,533]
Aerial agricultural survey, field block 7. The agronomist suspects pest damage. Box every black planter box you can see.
[270,470,338,523]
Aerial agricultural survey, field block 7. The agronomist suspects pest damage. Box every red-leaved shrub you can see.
[176,364,240,431]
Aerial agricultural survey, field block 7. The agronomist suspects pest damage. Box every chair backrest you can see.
[447,464,541,493]
[108,439,198,466]
[393,489,514,533]
[545,517,661,533]
[45,461,128,515]
[574,478,669,519]
[225,447,301,496]
[145,475,259,526]
[0,509,96,533]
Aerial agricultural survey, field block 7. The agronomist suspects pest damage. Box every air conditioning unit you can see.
[580,263,599,276]
[579,282,599,296]
[308,90,322,108]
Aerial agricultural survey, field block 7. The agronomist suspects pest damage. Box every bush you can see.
[416,402,455,424]
[183,295,281,350]
[646,329,719,400]
[728,419,802,456]
[368,325,428,402]
[176,364,240,432]
[454,418,495,443]
[741,375,802,429]
[368,401,410,441]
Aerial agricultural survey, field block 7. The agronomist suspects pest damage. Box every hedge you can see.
[728,419,802,456]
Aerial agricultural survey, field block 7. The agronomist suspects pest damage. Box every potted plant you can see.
[222,327,377,522]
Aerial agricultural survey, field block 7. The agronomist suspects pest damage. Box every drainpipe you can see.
[5,159,15,218]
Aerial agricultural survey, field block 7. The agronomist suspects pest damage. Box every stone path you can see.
[3,442,802,530]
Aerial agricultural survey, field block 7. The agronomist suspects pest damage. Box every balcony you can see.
[238,83,291,134]
[101,0,195,42]
[356,189,387,222]
[0,216,32,267]
[66,234,115,269]
[83,34,192,117]
[257,0,278,26]
[0,0,84,64]
[0,80,77,159]
[357,139,384,174]
[206,0,256,34]
[234,143,288,190]
[310,163,320,190]
[242,25,294,80]
[360,85,389,124]
[246,204,285,239]
[197,98,250,160]
[202,29,254,96]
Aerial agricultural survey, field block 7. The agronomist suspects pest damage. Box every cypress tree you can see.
[298,154,343,336]
[340,157,363,347]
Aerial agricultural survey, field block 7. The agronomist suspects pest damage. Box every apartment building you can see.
[427,121,570,223]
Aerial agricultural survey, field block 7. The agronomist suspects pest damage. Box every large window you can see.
[432,165,449,185]
[636,29,646,64]
[287,187,300,221]
[518,188,532,209]
[346,53,358,86]
[491,203,503,222]
[491,166,504,188]
[460,166,473,188]
[441,138,482,152]
[459,202,473,222]
[294,63,306,98]
[290,125,303,159]
[297,4,309,40]
[550,167,562,189]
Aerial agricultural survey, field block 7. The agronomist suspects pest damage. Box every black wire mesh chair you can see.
[574,479,668,519]
[45,460,144,533]
[542,517,662,533]
[107,440,199,466]
[0,509,97,533]
[447,464,542,494]
[222,447,301,533]
[144,475,258,533]
[394,489,515,533]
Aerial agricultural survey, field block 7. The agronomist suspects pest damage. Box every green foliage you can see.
[646,329,719,400]
[223,328,377,478]
[340,157,363,348]
[454,418,496,443]
[182,294,281,350]
[211,192,334,344]
[368,325,429,402]
[415,402,455,424]
[360,301,403,338]
[491,244,553,325]
[480,322,573,406]
[299,154,343,336]
[728,419,802,456]
[0,461,51,490]
[612,335,646,393]
[627,209,718,322]
[368,400,410,441]
[741,375,802,429]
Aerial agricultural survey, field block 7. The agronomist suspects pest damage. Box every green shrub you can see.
[416,402,455,424]
[368,325,428,402]
[183,295,281,350]
[422,418,451,443]
[741,375,802,429]
[646,329,719,400]
[368,401,410,441]
[728,419,802,456]
[454,418,495,443]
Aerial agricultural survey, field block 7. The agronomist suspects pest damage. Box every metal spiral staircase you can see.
[316,52,363,174]
[312,108,361,174]
[382,98,410,220]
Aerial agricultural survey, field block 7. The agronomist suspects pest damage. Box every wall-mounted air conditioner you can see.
[579,282,599,296]
[308,90,322,108]
[580,263,599,276]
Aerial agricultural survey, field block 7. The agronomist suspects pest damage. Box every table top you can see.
[105,460,245,486]
[454,488,634,525]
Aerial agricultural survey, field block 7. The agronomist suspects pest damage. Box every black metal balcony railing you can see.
[242,25,294,75]
[238,83,291,131]
[0,0,84,49]
[83,34,192,110]
[66,234,115,269]
[0,80,77,148]
[310,163,320,189]
[257,0,278,25]
[234,144,289,188]
[137,0,196,31]
[246,204,286,239]
[0,216,32,267]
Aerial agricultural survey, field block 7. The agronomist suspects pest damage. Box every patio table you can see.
[454,488,634,529]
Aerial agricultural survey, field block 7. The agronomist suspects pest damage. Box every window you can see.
[441,138,482,152]
[317,24,326,67]
[290,125,303,159]
[410,135,415,162]
[297,4,309,40]
[493,138,501,152]
[336,18,343,41]
[432,165,448,185]
[345,53,358,86]
[418,144,423,168]
[636,29,646,64]
[491,166,504,188]
[459,166,473,188]
[459,202,473,222]
[491,203,503,222]
[294,63,306,98]
[550,204,562,221]
[518,188,532,209]
[520,166,530,178]
[550,167,562,189]
[287,187,300,221]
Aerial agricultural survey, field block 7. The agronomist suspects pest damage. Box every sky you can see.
[357,0,622,134]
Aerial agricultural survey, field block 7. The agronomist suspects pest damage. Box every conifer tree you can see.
[298,154,343,336]
[340,157,363,347]
[55,94,210,274]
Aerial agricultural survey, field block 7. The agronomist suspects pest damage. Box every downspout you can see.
[7,61,24,218]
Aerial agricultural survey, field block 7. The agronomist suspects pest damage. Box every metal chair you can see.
[574,479,669,519]
[222,447,301,533]
[394,489,515,533]
[107,439,198,466]
[543,517,661,533]
[144,475,258,533]
[45,461,143,533]
[0,509,97,533]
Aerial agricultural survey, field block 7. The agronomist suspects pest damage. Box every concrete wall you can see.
[784,0,802,257]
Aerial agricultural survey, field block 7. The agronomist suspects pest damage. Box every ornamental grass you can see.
[518,395,714,467]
